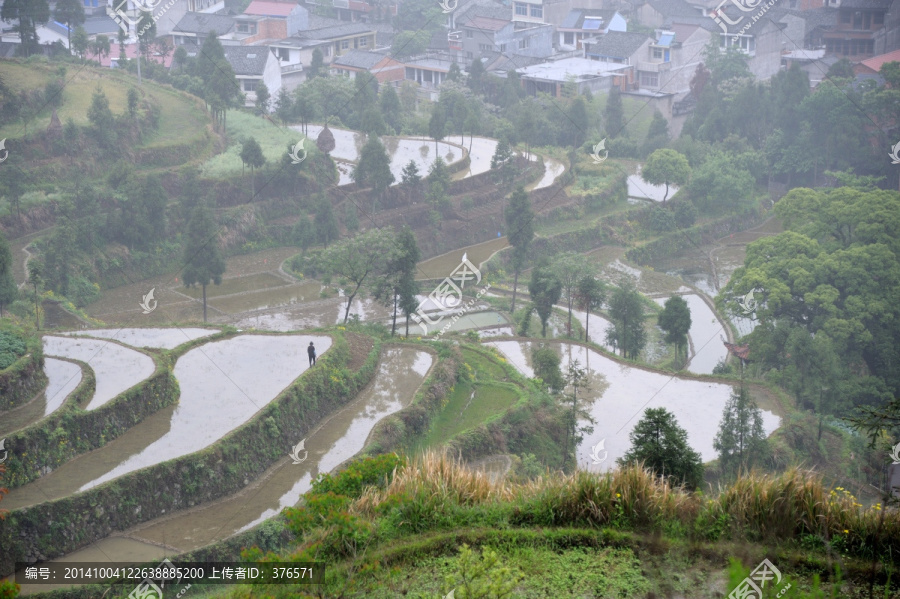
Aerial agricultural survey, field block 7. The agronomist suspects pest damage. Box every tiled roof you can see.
[838,0,891,8]
[223,44,271,75]
[244,0,299,16]
[83,16,120,35]
[174,12,236,35]
[860,49,900,72]
[560,9,618,29]
[306,15,344,29]
[463,15,509,31]
[333,49,387,68]
[646,0,700,18]
[585,31,651,58]
[299,22,372,39]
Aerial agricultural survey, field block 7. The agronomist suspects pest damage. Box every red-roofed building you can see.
[85,43,175,68]
[854,49,900,77]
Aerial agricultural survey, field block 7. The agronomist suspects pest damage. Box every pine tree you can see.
[618,407,704,489]
[714,386,769,479]
[182,200,226,322]
[604,86,624,138]
[505,186,534,314]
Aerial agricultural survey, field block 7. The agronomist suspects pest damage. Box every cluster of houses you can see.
[1,0,899,119]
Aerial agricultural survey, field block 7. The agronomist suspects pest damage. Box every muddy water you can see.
[653,295,728,374]
[0,359,82,436]
[124,347,433,553]
[416,237,509,280]
[176,273,290,299]
[42,337,155,411]
[209,281,324,315]
[60,328,217,350]
[4,335,331,510]
[449,135,498,178]
[488,340,780,470]
[84,248,300,325]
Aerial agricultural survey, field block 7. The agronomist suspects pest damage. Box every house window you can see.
[243,80,257,92]
[467,51,473,58]
[874,12,884,24]
[359,37,367,47]
[323,46,331,56]
[237,22,256,34]
[651,47,663,59]
[479,43,493,51]
[840,11,850,22]
[500,43,507,51]
[639,71,658,87]
[519,37,529,49]
[530,4,542,18]
[466,30,473,38]
[564,32,574,45]
[720,34,754,52]
[341,39,350,49]
[514,2,528,15]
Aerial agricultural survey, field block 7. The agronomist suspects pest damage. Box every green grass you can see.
[415,381,520,450]
[199,111,312,178]
[0,59,208,151]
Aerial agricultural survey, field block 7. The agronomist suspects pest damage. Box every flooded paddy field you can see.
[487,340,780,471]
[653,295,729,374]
[42,336,154,411]
[12,347,433,593]
[416,237,509,280]
[0,358,82,436]
[60,327,216,349]
[4,334,330,509]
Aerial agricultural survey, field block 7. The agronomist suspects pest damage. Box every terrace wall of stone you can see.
[0,336,48,411]
[0,331,382,576]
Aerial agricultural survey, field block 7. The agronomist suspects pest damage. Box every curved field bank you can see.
[487,340,780,470]
[0,332,381,577]
[0,338,47,412]
[0,358,82,437]
[59,327,217,350]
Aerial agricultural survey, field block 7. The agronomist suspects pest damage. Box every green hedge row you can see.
[0,330,382,577]
[0,333,47,411]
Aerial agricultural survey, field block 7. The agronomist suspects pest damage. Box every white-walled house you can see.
[222,44,282,108]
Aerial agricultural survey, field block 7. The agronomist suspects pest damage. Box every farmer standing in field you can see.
[308,341,316,366]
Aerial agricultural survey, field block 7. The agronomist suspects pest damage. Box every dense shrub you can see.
[0,330,26,369]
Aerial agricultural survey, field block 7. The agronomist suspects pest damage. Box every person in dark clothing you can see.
[308,341,316,366]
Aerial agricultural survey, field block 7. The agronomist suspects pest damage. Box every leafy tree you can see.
[647,110,668,140]
[127,87,139,117]
[1,0,50,57]
[401,160,421,186]
[240,136,265,197]
[531,344,563,392]
[255,81,270,114]
[53,0,83,50]
[182,200,226,323]
[428,102,446,157]
[642,149,691,204]
[379,84,402,133]
[135,10,156,84]
[673,200,697,228]
[447,61,462,82]
[657,295,691,367]
[604,86,624,138]
[292,211,316,253]
[528,260,562,337]
[43,215,76,296]
[426,157,451,216]
[575,275,606,344]
[274,87,293,125]
[689,150,755,212]
[504,186,534,314]
[87,86,117,151]
[314,195,339,247]
[826,57,854,80]
[374,226,419,336]
[605,280,646,359]
[354,136,394,211]
[562,360,594,471]
[308,48,324,79]
[27,260,43,329]
[714,386,769,479]
[618,408,704,489]
[71,25,89,60]
[880,60,900,88]
[490,137,515,186]
[468,57,486,94]
[550,252,594,336]
[568,95,589,148]
[343,202,359,232]
[391,29,431,58]
[318,228,399,323]
[0,232,17,316]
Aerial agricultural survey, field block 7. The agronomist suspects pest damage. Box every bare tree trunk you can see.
[510,269,519,313]
[202,284,207,322]
[585,309,590,343]
[391,292,398,336]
